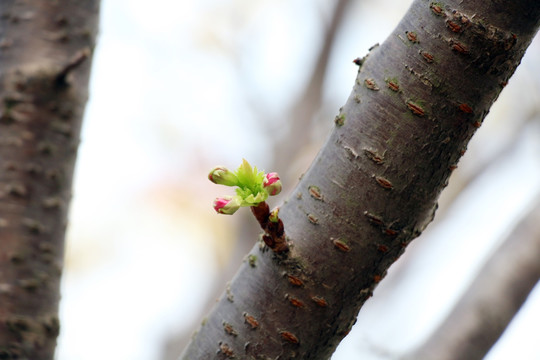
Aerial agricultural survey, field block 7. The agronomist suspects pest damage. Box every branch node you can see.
[55,47,91,86]
[251,202,289,254]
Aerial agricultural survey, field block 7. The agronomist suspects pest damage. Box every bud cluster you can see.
[209,159,282,215]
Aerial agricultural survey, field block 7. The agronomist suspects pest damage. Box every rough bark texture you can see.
[181,0,540,359]
[406,196,540,360]
[0,1,99,359]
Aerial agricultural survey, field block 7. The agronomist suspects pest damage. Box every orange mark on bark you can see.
[243,313,259,329]
[218,342,235,358]
[447,20,462,33]
[407,101,425,116]
[406,31,418,43]
[223,322,238,336]
[308,185,323,201]
[286,294,305,308]
[385,228,398,236]
[375,176,393,190]
[365,78,380,91]
[430,3,444,15]
[422,51,434,63]
[280,331,299,344]
[287,274,304,287]
[307,213,319,224]
[364,211,384,226]
[364,148,385,164]
[311,296,328,307]
[452,42,469,54]
[332,238,351,252]
[387,81,399,91]
[458,103,473,114]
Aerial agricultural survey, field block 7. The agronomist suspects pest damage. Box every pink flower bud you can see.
[208,166,239,186]
[213,196,241,215]
[263,172,282,196]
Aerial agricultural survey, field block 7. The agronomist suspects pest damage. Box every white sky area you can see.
[55,0,540,359]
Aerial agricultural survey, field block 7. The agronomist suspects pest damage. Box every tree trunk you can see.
[181,0,540,359]
[0,1,99,359]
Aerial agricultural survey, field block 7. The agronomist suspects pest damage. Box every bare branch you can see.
[406,195,540,360]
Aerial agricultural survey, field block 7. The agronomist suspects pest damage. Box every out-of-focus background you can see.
[56,0,540,359]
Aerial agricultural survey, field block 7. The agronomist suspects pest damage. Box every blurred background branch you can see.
[406,192,540,360]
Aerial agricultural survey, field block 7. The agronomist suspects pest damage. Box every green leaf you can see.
[210,159,276,211]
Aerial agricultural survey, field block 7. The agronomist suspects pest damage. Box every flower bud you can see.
[213,196,241,215]
[263,172,282,196]
[208,166,238,186]
[269,207,280,223]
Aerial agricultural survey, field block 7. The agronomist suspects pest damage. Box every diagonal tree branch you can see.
[406,194,540,360]
[181,0,540,358]
[0,2,100,359]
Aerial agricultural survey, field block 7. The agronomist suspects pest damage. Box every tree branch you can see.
[181,0,540,358]
[0,2,100,359]
[406,195,540,360]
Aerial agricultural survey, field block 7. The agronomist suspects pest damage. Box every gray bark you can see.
[0,1,100,359]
